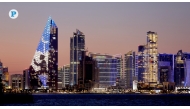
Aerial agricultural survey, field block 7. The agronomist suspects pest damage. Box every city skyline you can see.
[0,2,190,74]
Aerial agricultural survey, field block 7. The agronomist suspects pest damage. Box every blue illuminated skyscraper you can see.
[29,17,58,90]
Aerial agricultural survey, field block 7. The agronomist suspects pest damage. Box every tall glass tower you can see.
[29,17,58,90]
[70,29,85,85]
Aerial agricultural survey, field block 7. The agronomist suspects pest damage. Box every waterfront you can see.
[2,94,190,106]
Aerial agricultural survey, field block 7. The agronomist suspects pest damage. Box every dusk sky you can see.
[0,2,190,74]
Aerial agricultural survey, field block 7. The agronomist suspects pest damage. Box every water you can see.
[3,93,190,106]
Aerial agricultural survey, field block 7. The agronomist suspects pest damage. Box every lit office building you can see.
[23,69,30,90]
[11,74,23,90]
[144,31,158,82]
[62,65,70,88]
[174,50,190,87]
[70,29,85,86]
[29,17,58,90]
[124,51,136,89]
[89,53,118,88]
[58,67,63,89]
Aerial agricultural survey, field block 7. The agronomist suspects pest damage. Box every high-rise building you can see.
[113,54,123,80]
[29,17,58,90]
[124,51,136,89]
[174,50,190,87]
[89,53,118,88]
[58,67,63,89]
[10,74,23,90]
[23,69,30,90]
[62,65,70,88]
[144,31,158,82]
[158,53,174,82]
[70,29,85,86]
[78,51,98,91]
[137,45,146,82]
[2,66,9,87]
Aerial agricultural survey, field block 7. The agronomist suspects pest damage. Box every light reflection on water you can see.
[4,94,190,106]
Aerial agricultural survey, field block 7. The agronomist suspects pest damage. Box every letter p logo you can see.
[11,11,16,17]
[9,9,18,19]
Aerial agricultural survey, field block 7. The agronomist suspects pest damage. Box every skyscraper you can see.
[124,51,136,89]
[145,31,158,82]
[174,50,190,87]
[137,45,146,82]
[113,54,124,87]
[113,54,123,80]
[70,29,85,86]
[29,17,58,90]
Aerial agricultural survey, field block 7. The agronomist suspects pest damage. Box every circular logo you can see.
[9,9,18,19]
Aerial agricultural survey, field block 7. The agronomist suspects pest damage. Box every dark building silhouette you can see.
[78,51,98,91]
[160,66,171,83]
[23,69,30,90]
[158,53,174,83]
[29,17,58,90]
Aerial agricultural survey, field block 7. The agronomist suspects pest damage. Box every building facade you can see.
[2,66,9,87]
[174,50,190,87]
[23,69,30,90]
[158,53,174,83]
[29,17,58,90]
[62,65,70,88]
[145,31,158,82]
[89,53,118,88]
[124,51,136,89]
[10,74,23,90]
[159,66,171,83]
[58,67,63,89]
[70,29,85,86]
[78,51,98,91]
[137,45,146,82]
[113,54,123,86]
